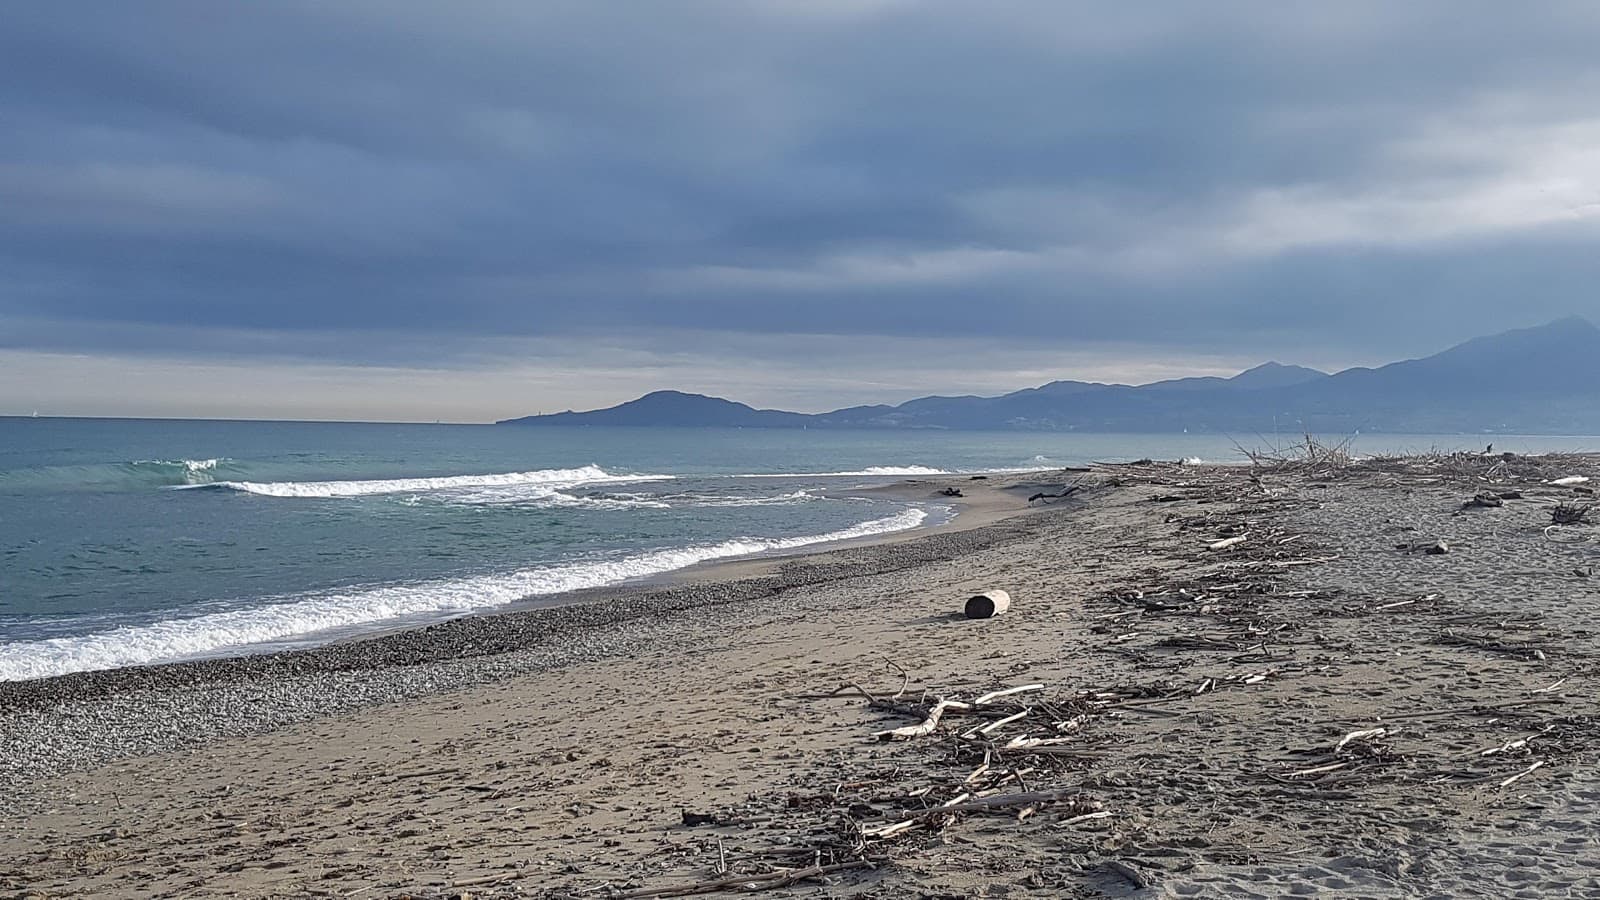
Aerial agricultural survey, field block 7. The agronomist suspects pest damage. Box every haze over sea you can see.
[3,417,1595,682]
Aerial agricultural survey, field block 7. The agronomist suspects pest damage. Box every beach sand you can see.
[3,458,1598,898]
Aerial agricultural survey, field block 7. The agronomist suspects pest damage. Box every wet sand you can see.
[3,459,1598,898]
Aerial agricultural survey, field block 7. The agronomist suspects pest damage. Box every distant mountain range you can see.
[498,317,1600,433]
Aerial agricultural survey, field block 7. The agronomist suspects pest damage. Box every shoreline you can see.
[0,470,1069,697]
[0,472,1083,722]
[7,454,1597,897]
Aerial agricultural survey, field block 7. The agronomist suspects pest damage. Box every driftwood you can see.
[965,590,1011,619]
[1497,760,1546,789]
[880,789,1088,821]
[874,698,972,741]
[1027,482,1085,504]
[616,455,1598,899]
[1396,539,1450,555]
[615,861,874,898]
[861,791,1101,840]
[1334,728,1388,752]
[1552,502,1592,525]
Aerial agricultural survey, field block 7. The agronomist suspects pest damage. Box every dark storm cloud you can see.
[5,0,1600,371]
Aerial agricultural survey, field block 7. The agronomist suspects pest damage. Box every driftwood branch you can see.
[615,861,874,898]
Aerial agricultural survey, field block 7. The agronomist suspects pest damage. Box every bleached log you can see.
[972,683,1044,706]
[1498,760,1545,788]
[965,709,1028,738]
[873,698,972,741]
[1285,761,1348,778]
[965,590,1012,619]
[1057,810,1113,827]
[1334,727,1387,753]
[1003,735,1079,750]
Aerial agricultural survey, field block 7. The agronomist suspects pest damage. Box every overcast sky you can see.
[5,1,1600,421]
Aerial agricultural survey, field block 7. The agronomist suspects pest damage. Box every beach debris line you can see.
[964,589,1011,619]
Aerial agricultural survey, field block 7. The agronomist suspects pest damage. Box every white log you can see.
[1334,727,1387,753]
[873,698,972,741]
[965,590,1012,619]
[972,683,1043,705]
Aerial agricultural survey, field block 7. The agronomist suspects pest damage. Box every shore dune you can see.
[4,457,1598,898]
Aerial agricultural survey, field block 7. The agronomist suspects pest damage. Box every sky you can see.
[5,1,1600,422]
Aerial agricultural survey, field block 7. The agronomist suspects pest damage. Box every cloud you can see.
[4,1,1600,417]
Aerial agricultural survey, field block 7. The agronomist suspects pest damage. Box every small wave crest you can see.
[0,457,233,491]
[0,508,928,681]
[133,457,230,484]
[203,465,672,498]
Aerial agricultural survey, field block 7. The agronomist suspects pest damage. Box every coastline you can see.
[0,472,1085,775]
[0,472,1069,704]
[5,455,1598,897]
[0,471,1060,694]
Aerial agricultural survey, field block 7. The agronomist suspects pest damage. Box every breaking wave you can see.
[200,465,672,498]
[438,487,817,510]
[0,508,928,682]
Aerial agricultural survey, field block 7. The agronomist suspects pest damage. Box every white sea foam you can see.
[734,465,1064,478]
[453,488,817,510]
[734,465,951,478]
[0,508,927,682]
[206,465,671,498]
[689,490,817,507]
[441,484,673,510]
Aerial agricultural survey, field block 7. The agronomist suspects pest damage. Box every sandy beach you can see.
[4,455,1599,898]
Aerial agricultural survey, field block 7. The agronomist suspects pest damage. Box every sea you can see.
[3,418,1596,682]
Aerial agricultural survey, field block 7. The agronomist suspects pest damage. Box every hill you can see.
[497,390,811,428]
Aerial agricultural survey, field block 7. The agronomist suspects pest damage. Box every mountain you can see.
[497,390,811,428]
[498,318,1600,433]
[1255,316,1600,433]
[1146,361,1328,392]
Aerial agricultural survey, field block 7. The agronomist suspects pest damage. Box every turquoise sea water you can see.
[2,418,1595,681]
